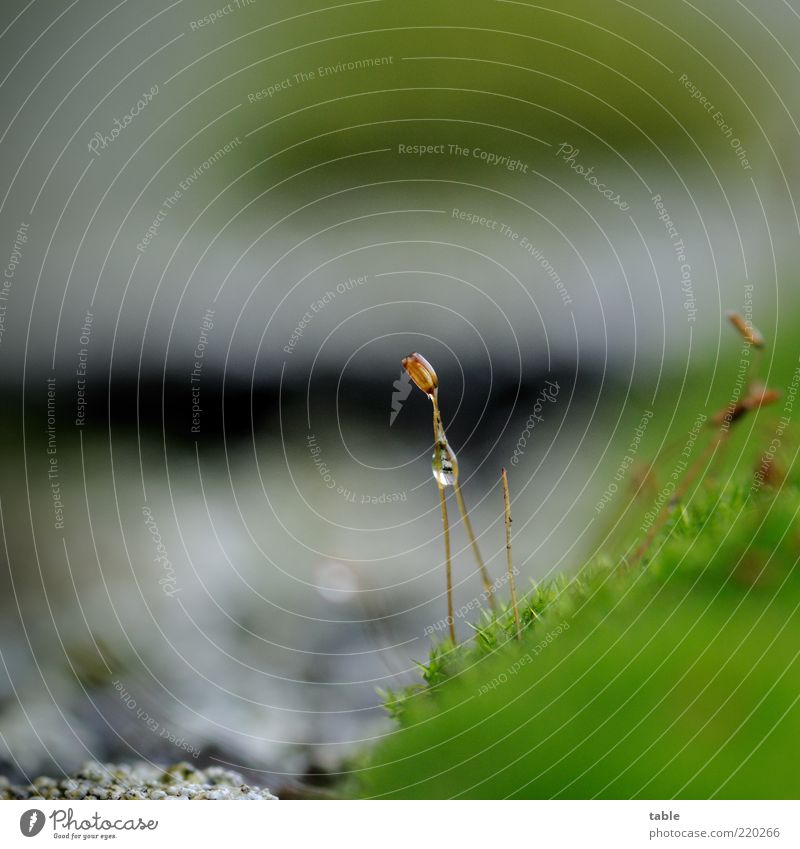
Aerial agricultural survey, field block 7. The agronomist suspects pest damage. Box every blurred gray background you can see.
[1,0,799,789]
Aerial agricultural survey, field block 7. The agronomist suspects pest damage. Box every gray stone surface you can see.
[0,761,277,800]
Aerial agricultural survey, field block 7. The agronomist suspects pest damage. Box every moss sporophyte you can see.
[401,353,499,643]
[630,311,780,567]
[401,309,781,643]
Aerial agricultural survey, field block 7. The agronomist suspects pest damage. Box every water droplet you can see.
[432,441,458,487]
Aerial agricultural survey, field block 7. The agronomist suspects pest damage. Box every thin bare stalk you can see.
[453,483,496,611]
[430,392,495,609]
[501,468,521,641]
[437,481,455,643]
[430,393,456,642]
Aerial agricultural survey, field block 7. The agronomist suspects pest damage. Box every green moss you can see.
[356,464,800,799]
